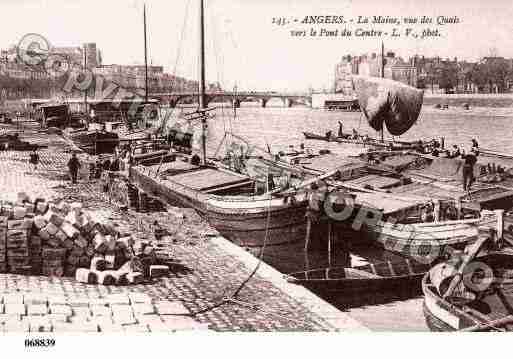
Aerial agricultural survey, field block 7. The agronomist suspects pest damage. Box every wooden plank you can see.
[344,174,402,189]
[170,168,250,191]
[202,180,254,194]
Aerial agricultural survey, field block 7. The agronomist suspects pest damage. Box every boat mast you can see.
[143,3,149,103]
[199,0,207,165]
[83,45,87,115]
[380,41,385,143]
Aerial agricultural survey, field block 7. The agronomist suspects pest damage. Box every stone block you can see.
[97,271,116,285]
[150,265,170,278]
[49,304,72,316]
[97,322,124,333]
[154,301,190,316]
[3,318,29,332]
[7,248,29,257]
[2,293,24,304]
[54,229,68,242]
[27,304,48,316]
[0,313,20,323]
[4,303,26,315]
[53,322,98,333]
[161,316,209,331]
[112,313,136,326]
[43,222,59,236]
[33,215,47,229]
[42,247,66,260]
[36,201,48,214]
[126,272,144,285]
[132,303,155,315]
[72,306,92,317]
[128,293,152,304]
[90,305,112,317]
[106,294,130,305]
[47,295,68,306]
[12,206,27,220]
[75,268,98,284]
[123,324,149,333]
[29,317,52,332]
[46,314,69,324]
[24,293,47,305]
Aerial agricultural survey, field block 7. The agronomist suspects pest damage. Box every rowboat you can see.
[303,131,422,151]
[285,258,430,295]
[422,251,513,331]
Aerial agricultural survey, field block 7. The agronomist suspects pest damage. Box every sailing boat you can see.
[303,75,426,150]
[65,4,165,154]
[304,43,427,150]
[129,0,314,247]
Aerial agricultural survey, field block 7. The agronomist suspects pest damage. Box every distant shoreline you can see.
[424,93,513,99]
[422,93,513,108]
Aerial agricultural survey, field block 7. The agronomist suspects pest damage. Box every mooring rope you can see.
[187,186,273,316]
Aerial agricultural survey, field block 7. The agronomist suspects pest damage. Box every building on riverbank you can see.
[334,52,418,93]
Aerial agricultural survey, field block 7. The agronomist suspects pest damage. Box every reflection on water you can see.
[247,229,423,309]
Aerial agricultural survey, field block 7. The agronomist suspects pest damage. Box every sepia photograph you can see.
[1,0,513,354]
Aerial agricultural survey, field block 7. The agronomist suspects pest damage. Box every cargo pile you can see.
[0,193,170,285]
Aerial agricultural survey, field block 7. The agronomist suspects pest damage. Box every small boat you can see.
[302,131,422,151]
[423,250,513,331]
[64,128,119,154]
[285,259,431,295]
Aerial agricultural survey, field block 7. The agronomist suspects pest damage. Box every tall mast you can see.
[199,0,207,165]
[83,45,88,114]
[143,3,149,103]
[380,41,385,143]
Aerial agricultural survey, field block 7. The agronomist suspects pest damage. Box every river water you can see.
[174,102,513,330]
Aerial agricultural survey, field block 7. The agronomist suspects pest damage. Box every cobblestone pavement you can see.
[0,122,339,332]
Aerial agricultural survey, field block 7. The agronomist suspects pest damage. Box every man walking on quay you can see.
[67,153,81,184]
[29,149,39,171]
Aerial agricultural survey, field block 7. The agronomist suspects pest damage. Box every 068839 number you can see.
[25,338,56,347]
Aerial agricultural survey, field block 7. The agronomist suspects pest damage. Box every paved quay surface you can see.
[0,122,367,332]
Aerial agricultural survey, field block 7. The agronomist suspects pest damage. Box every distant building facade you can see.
[335,51,418,93]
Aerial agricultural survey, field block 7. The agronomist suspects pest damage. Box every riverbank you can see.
[0,120,367,332]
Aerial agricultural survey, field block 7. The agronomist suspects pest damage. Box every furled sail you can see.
[352,76,424,136]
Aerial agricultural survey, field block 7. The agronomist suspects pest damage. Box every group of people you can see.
[29,149,82,184]
[326,122,360,141]
[429,139,480,192]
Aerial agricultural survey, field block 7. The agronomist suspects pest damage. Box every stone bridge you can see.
[149,91,312,108]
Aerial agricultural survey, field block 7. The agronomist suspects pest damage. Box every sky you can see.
[1,0,513,91]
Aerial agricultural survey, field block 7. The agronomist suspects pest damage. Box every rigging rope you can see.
[188,186,273,316]
[210,9,228,154]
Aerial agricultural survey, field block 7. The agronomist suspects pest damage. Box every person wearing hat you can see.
[471,138,479,156]
[449,144,461,159]
[67,153,81,184]
[462,147,477,192]
[29,149,39,171]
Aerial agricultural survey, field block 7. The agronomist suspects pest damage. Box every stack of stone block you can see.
[5,207,32,274]
[29,235,42,275]
[0,292,208,333]
[0,193,170,285]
